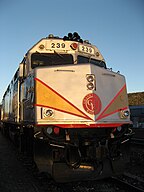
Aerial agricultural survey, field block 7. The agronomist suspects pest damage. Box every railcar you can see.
[1,32,132,182]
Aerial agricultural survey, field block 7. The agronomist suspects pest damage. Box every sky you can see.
[0,0,144,102]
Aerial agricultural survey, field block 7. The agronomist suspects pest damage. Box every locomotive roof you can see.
[25,32,105,64]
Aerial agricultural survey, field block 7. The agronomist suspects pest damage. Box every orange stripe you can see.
[35,78,92,120]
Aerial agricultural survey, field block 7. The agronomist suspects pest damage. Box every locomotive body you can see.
[1,33,132,182]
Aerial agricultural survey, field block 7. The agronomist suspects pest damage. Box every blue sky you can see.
[0,0,144,102]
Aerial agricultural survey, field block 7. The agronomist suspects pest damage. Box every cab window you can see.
[77,55,106,68]
[31,53,74,69]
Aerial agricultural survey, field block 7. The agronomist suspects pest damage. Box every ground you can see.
[0,131,38,192]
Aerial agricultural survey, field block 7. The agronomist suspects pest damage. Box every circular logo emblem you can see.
[83,93,102,115]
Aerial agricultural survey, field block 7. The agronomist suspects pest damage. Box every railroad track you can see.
[131,138,144,146]
[57,177,144,192]
[2,133,144,192]
[112,172,144,192]
[17,154,144,192]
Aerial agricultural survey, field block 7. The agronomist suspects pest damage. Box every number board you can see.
[79,45,95,55]
[46,41,68,50]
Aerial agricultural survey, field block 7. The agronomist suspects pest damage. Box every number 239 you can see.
[51,43,65,49]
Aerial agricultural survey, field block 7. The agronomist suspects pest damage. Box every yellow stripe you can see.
[35,78,89,119]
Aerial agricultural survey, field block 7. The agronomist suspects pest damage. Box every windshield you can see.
[77,55,106,68]
[31,53,74,68]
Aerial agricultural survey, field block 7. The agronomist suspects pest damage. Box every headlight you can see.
[86,75,94,82]
[43,108,54,118]
[45,109,53,117]
[119,109,130,119]
[86,74,96,90]
[87,83,94,90]
[124,110,130,117]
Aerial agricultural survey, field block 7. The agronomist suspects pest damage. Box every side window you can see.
[14,80,18,93]
[13,70,19,93]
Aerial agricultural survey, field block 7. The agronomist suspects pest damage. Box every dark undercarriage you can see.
[1,123,132,182]
[33,126,131,182]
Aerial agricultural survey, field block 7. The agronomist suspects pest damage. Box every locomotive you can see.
[1,32,132,182]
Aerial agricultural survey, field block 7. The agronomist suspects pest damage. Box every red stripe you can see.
[35,122,131,129]
[96,106,128,120]
[35,103,93,120]
[35,78,92,121]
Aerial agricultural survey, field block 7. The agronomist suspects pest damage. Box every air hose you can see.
[64,144,81,169]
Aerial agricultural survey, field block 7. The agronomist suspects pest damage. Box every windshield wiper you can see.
[54,50,64,60]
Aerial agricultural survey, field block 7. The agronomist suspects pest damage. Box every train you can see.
[1,32,133,182]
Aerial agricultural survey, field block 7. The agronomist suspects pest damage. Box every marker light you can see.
[54,127,60,135]
[39,44,45,50]
[47,127,53,134]
[96,52,100,57]
[70,43,78,50]
[48,34,54,38]
[117,126,122,132]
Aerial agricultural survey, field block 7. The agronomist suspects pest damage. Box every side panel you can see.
[22,73,35,123]
[2,71,20,123]
[2,91,10,121]
[12,78,19,122]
